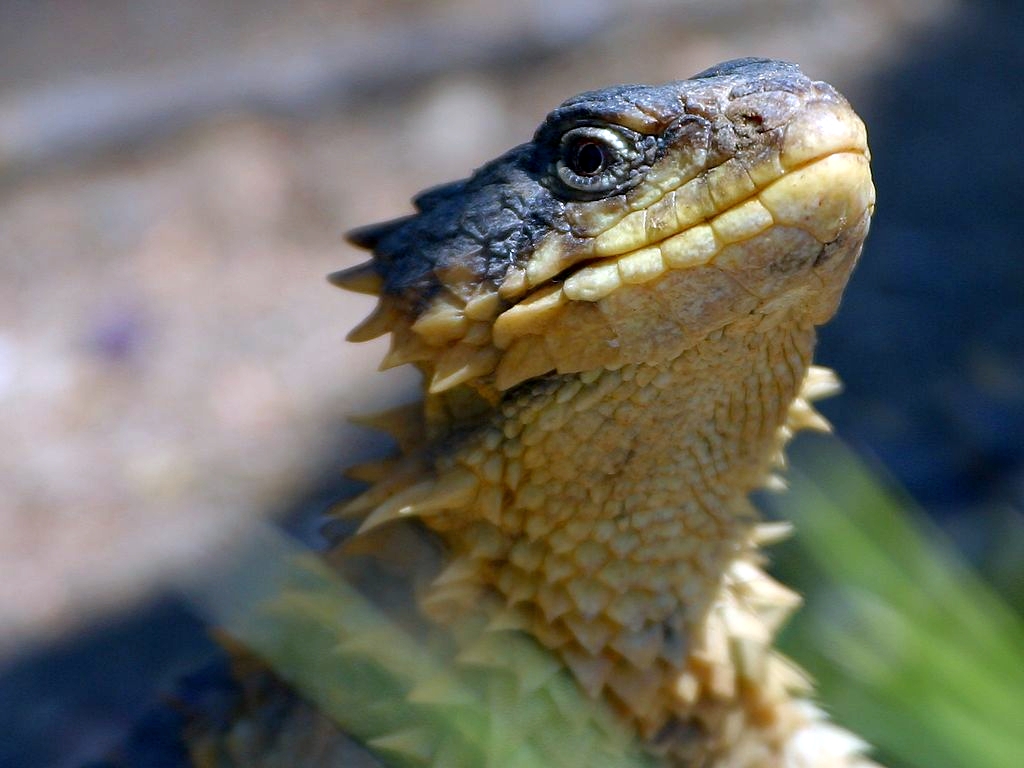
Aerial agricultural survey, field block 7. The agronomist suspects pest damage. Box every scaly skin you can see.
[186,58,876,767]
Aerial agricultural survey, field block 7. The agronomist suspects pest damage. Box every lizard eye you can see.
[567,138,608,176]
[552,125,648,199]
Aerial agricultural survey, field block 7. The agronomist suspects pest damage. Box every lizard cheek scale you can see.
[249,58,876,767]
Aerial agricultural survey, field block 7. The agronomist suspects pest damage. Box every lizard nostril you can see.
[733,110,766,135]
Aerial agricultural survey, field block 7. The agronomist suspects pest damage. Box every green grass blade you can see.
[767,437,1024,768]
[183,526,657,768]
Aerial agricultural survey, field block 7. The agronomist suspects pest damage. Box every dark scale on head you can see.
[346,58,820,314]
[346,143,566,312]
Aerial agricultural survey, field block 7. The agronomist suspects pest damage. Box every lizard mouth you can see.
[506,94,874,308]
[548,149,872,302]
[492,146,873,329]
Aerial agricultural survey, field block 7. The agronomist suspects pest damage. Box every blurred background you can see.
[1,1,1021,766]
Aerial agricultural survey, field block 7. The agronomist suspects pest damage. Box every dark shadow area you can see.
[0,599,212,768]
[818,1,1024,561]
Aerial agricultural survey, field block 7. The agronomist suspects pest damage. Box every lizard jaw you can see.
[490,148,873,389]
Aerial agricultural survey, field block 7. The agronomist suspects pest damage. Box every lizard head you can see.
[334,58,874,398]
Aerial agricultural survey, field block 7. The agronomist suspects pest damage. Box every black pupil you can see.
[572,140,607,175]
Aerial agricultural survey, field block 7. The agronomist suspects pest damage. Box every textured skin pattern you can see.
[186,59,876,767]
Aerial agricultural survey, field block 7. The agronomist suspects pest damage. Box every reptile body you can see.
[186,59,876,767]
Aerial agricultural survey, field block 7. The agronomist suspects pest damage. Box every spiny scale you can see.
[348,300,400,343]
[328,262,383,295]
[349,401,426,452]
[355,469,479,534]
[338,260,510,397]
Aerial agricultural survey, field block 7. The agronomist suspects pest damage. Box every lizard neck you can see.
[422,313,817,732]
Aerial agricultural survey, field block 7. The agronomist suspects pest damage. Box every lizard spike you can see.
[604,665,664,723]
[334,467,420,517]
[485,605,532,633]
[336,491,382,517]
[345,214,416,249]
[491,284,566,348]
[750,521,794,546]
[429,344,500,394]
[355,482,437,532]
[494,336,557,391]
[756,653,790,702]
[498,567,538,606]
[432,558,481,588]
[463,290,501,321]
[787,397,833,433]
[695,611,730,668]
[608,624,662,670]
[419,468,481,512]
[801,365,843,401]
[327,262,382,295]
[762,473,788,492]
[381,326,434,370]
[360,475,471,536]
[357,470,478,533]
[704,660,738,701]
[732,566,802,633]
[462,320,494,346]
[510,652,564,698]
[535,584,573,623]
[765,653,814,697]
[347,301,399,342]
[752,599,801,636]
[411,293,470,344]
[456,633,511,670]
[770,448,788,470]
[350,401,425,449]
[803,407,833,434]
[675,670,701,707]
[720,599,769,644]
[746,571,803,609]
[562,614,613,656]
[561,646,613,697]
[530,617,572,649]
[420,581,484,621]
[476,485,504,523]
[344,457,398,484]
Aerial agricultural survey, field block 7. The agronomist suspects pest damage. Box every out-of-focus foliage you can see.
[768,439,1024,768]
[195,531,655,768]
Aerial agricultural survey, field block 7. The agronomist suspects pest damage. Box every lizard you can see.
[177,57,876,767]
